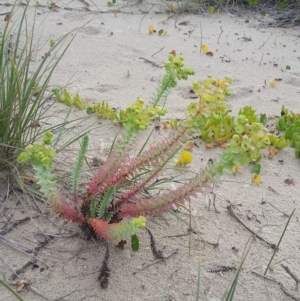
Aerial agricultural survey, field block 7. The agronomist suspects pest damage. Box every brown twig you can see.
[11,259,37,280]
[151,46,166,57]
[252,271,300,301]
[0,216,35,235]
[281,264,300,290]
[133,249,178,275]
[217,26,224,44]
[259,53,264,65]
[98,242,110,289]
[268,201,289,217]
[139,57,162,68]
[188,25,197,38]
[208,265,236,273]
[259,34,273,50]
[227,205,276,249]
[146,227,164,259]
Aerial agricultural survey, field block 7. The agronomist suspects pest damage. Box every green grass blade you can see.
[222,237,253,301]
[0,279,25,301]
[264,208,296,275]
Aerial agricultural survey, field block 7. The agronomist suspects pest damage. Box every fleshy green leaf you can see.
[260,114,267,124]
[278,1,287,10]
[131,234,139,252]
[251,163,261,175]
[97,186,115,219]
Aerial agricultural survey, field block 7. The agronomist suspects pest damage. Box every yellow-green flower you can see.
[175,150,193,166]
[201,44,209,53]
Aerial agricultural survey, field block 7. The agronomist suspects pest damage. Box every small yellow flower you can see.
[270,79,276,88]
[201,44,209,53]
[148,25,155,34]
[252,174,261,184]
[175,150,193,166]
[232,164,240,174]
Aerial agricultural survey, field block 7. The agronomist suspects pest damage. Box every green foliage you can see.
[107,0,116,6]
[152,54,195,108]
[97,186,115,220]
[131,234,140,252]
[89,216,146,241]
[52,55,193,132]
[117,98,167,131]
[171,76,286,174]
[251,163,261,174]
[71,135,89,193]
[276,106,300,157]
[0,5,72,169]
[17,131,59,203]
[278,0,287,9]
[177,77,234,144]
[268,134,289,150]
[208,6,215,13]
[247,0,259,6]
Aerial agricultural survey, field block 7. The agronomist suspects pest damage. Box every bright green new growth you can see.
[88,216,146,241]
[276,105,300,157]
[18,131,59,203]
[170,76,289,174]
[52,54,194,132]
[151,54,195,108]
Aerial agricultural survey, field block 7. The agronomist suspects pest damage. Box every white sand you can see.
[0,1,300,300]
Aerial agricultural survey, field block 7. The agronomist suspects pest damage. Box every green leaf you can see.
[286,65,291,70]
[251,163,261,175]
[158,29,164,36]
[71,135,89,192]
[278,1,287,10]
[260,114,267,124]
[208,6,215,13]
[260,10,266,16]
[131,234,139,252]
[89,197,96,218]
[86,107,94,114]
[97,186,115,219]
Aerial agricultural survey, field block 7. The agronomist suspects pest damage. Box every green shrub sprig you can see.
[52,54,194,132]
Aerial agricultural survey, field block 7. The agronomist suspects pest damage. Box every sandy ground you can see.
[1,1,300,300]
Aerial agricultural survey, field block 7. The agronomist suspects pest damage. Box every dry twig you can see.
[227,205,276,249]
[281,264,300,290]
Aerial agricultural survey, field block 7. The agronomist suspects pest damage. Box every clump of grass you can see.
[0,3,73,171]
